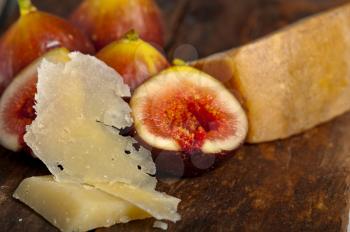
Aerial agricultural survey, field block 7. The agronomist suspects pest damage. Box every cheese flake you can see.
[21,52,181,230]
[24,53,156,189]
[95,182,181,222]
[13,176,150,232]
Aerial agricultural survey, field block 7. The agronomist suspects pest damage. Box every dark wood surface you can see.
[1,0,350,231]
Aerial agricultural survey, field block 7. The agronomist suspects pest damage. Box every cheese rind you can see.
[13,176,150,232]
[95,182,181,222]
[193,3,350,143]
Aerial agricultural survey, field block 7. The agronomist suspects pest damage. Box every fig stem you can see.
[173,59,187,66]
[18,0,37,16]
[125,30,140,41]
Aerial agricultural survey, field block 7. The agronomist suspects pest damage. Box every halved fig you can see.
[131,64,248,176]
[0,48,70,152]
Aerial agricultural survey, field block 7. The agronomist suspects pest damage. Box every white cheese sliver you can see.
[23,52,181,227]
[13,176,150,232]
[24,52,156,189]
[95,182,181,222]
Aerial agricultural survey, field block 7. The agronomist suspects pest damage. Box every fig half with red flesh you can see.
[0,0,94,95]
[131,65,248,176]
[96,31,169,91]
[0,48,70,152]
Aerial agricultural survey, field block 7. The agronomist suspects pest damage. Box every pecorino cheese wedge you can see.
[193,3,350,143]
[13,176,150,232]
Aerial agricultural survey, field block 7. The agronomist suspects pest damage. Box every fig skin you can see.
[132,132,234,178]
[153,150,232,178]
[0,0,95,95]
[119,124,235,177]
[96,31,169,91]
[119,126,228,177]
[70,0,164,50]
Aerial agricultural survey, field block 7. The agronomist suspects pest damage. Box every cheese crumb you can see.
[153,221,168,230]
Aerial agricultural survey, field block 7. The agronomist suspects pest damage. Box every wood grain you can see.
[167,0,350,59]
[1,0,350,231]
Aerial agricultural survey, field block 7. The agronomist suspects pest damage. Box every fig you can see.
[96,31,169,91]
[70,0,164,50]
[130,64,248,176]
[0,48,70,152]
[0,0,95,95]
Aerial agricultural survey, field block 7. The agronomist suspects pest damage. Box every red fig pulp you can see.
[0,48,70,151]
[131,65,248,155]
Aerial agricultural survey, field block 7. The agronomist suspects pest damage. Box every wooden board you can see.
[1,0,350,231]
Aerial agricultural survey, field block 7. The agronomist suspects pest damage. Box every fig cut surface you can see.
[131,66,248,154]
[0,48,70,151]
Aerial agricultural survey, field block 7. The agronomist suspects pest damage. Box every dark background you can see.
[1,0,350,231]
[2,0,350,58]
